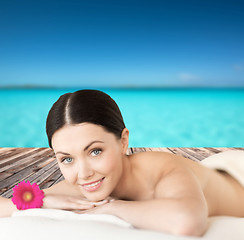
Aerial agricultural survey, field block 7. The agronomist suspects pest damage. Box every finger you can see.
[68,198,109,208]
[71,210,84,214]
[73,203,95,210]
[72,208,94,214]
[104,197,117,203]
[75,199,108,206]
[67,197,97,207]
[75,200,97,206]
[60,201,95,210]
[92,199,109,206]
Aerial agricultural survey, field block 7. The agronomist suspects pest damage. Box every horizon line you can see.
[0,85,244,90]
[1,84,244,90]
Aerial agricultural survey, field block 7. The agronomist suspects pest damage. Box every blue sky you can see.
[0,0,244,87]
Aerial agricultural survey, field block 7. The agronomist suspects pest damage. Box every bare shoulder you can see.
[128,151,190,186]
[128,151,207,199]
[129,151,210,183]
[43,180,84,197]
[128,150,176,162]
[128,151,190,173]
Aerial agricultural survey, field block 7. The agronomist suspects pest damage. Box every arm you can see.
[0,181,78,217]
[0,181,106,218]
[108,197,207,236]
[0,180,85,218]
[0,196,17,217]
[87,164,208,236]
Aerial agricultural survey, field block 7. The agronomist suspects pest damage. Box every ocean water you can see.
[0,88,244,148]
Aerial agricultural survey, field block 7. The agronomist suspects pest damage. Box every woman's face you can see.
[51,123,128,201]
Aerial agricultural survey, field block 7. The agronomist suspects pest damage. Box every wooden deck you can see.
[1,147,243,199]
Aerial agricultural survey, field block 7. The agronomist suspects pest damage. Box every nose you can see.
[77,160,95,180]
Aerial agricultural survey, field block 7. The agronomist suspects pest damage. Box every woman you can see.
[1,89,244,237]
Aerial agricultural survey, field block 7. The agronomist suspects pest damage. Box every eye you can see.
[61,157,73,164]
[90,149,102,157]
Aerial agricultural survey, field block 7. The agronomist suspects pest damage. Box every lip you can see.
[80,177,105,192]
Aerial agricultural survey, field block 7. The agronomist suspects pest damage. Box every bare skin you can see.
[42,123,244,236]
[44,150,244,218]
[120,151,244,217]
[1,123,244,236]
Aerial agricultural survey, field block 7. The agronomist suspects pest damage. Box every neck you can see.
[110,154,134,200]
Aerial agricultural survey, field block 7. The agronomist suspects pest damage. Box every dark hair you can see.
[46,89,126,148]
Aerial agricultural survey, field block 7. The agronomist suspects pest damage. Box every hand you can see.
[42,194,109,212]
[73,198,118,215]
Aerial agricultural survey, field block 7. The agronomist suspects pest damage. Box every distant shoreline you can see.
[1,85,244,90]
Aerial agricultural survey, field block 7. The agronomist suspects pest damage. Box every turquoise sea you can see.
[0,88,244,148]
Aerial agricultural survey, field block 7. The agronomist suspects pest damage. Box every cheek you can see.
[59,165,77,184]
[98,152,122,174]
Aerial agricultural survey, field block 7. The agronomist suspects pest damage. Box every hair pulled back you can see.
[46,89,126,148]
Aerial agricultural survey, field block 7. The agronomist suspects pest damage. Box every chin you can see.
[86,193,108,202]
[85,186,113,202]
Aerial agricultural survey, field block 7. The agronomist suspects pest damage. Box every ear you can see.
[120,128,129,154]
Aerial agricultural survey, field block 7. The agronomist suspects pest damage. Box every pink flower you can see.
[12,180,44,210]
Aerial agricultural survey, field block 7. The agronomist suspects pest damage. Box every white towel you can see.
[6,208,244,240]
[201,150,244,187]
[12,208,132,228]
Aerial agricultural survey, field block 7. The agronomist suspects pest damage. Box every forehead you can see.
[51,123,115,149]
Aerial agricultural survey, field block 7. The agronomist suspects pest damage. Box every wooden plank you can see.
[0,148,14,154]
[0,159,58,198]
[188,147,217,158]
[131,147,147,153]
[1,147,243,199]
[0,148,53,173]
[24,158,59,184]
[132,147,204,161]
[165,148,201,161]
[0,154,54,182]
[40,169,63,190]
[0,188,14,198]
[176,148,208,161]
[203,147,223,154]
[51,174,65,186]
[0,148,39,164]
[233,147,244,150]
[1,160,61,198]
[147,148,174,153]
[0,148,16,156]
[0,154,56,189]
[0,148,34,161]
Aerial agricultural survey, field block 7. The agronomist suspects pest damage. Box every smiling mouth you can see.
[81,177,105,192]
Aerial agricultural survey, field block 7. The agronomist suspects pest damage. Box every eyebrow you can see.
[55,140,104,156]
